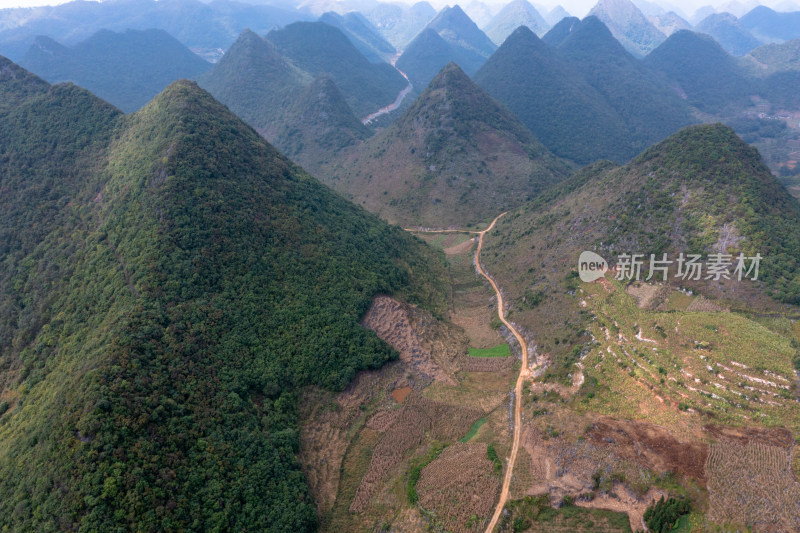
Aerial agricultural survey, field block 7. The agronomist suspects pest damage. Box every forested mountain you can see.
[587,0,666,56]
[196,29,309,137]
[264,21,406,118]
[318,11,396,63]
[644,29,757,113]
[745,38,800,73]
[0,57,447,532]
[484,0,550,44]
[0,0,309,62]
[649,10,692,36]
[694,12,762,55]
[320,63,572,227]
[19,28,210,112]
[556,16,693,155]
[271,74,371,175]
[474,22,692,164]
[541,15,581,45]
[396,28,488,88]
[739,5,800,42]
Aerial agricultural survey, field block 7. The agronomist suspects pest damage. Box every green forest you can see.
[0,64,447,531]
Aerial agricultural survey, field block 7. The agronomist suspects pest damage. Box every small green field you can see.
[506,495,631,532]
[460,417,486,442]
[468,343,511,358]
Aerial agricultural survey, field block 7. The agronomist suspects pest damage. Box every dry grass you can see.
[349,396,482,513]
[416,442,500,532]
[706,440,800,531]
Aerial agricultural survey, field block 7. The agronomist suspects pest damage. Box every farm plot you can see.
[416,442,500,532]
[706,439,800,531]
[349,396,482,512]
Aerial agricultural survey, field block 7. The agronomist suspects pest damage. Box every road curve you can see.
[407,213,531,533]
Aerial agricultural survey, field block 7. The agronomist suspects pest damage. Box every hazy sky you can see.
[0,0,795,19]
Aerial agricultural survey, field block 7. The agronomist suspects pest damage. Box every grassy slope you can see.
[481,124,800,381]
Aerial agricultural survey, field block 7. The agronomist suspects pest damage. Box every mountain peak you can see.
[588,0,666,55]
[425,3,497,57]
[541,15,581,46]
[324,61,571,226]
[484,0,550,45]
[559,15,629,56]
[427,61,469,87]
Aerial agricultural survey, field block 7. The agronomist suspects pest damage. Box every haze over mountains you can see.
[19,29,211,112]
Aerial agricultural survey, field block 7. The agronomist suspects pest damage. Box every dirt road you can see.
[475,214,530,533]
[408,213,532,533]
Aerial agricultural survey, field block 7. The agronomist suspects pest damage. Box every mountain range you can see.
[320,63,572,226]
[0,0,310,62]
[694,12,763,56]
[19,28,211,112]
[396,4,496,90]
[474,20,693,165]
[197,23,406,140]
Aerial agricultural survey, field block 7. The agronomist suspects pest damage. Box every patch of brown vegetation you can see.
[626,282,669,310]
[706,439,800,531]
[363,295,468,384]
[391,386,411,403]
[365,409,401,432]
[705,424,793,448]
[686,295,727,312]
[416,442,500,532]
[586,418,708,484]
[349,396,482,512]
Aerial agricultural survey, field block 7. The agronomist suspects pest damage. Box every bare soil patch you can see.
[586,417,709,484]
[362,295,457,384]
[391,386,411,403]
[444,236,476,255]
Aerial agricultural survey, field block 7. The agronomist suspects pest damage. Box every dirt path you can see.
[408,213,532,533]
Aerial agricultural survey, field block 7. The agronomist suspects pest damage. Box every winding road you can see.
[408,213,532,533]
